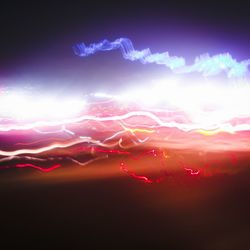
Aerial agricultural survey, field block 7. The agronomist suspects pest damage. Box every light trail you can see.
[74,38,250,77]
[1,38,250,182]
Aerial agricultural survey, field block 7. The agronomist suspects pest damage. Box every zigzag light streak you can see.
[2,110,250,134]
[73,38,250,77]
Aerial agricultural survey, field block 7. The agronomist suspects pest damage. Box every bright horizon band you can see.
[0,38,250,180]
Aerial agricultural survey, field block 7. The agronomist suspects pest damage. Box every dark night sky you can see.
[1,1,250,59]
[0,1,250,92]
[0,1,250,249]
[1,1,250,93]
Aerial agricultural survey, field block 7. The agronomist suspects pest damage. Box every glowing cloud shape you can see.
[73,38,250,78]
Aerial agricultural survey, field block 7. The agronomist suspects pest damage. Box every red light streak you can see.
[120,162,164,184]
[184,168,200,176]
[15,163,61,172]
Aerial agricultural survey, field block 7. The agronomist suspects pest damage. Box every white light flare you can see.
[0,91,86,122]
[1,77,250,134]
[116,78,250,127]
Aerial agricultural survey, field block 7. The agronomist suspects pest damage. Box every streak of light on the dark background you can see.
[0,1,250,249]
